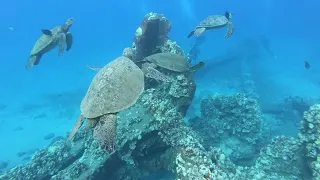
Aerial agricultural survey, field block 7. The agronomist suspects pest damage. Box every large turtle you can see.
[142,52,205,73]
[68,56,144,153]
[26,18,74,70]
[187,11,234,39]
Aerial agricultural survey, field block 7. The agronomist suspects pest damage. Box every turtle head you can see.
[63,18,75,31]
[225,11,232,20]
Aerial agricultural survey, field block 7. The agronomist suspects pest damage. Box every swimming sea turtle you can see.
[187,11,234,39]
[143,52,205,73]
[68,56,144,153]
[26,18,74,70]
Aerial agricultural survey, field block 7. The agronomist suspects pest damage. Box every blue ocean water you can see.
[0,0,319,176]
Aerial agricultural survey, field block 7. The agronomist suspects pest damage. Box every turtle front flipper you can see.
[58,33,66,56]
[194,27,206,37]
[93,114,117,153]
[66,32,73,51]
[26,54,42,70]
[225,22,234,39]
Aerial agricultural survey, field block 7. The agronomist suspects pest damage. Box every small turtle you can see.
[143,52,205,73]
[26,18,74,70]
[187,11,234,39]
[68,56,144,153]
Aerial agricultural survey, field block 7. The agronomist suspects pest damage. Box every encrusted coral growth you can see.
[255,136,304,179]
[169,127,215,180]
[191,93,263,144]
[299,104,320,179]
[206,139,304,180]
[51,132,111,179]
[140,88,215,180]
[160,39,185,56]
[0,140,83,180]
[189,93,265,164]
[168,74,196,116]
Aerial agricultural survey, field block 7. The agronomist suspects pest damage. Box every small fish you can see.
[86,65,102,71]
[8,25,14,31]
[305,61,310,69]
[13,126,24,131]
[41,29,52,36]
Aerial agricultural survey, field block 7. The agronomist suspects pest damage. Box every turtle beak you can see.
[66,18,75,26]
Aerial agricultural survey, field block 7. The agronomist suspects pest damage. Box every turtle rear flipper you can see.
[26,54,42,70]
[190,61,205,72]
[93,114,117,153]
[67,114,86,141]
[225,22,234,39]
[66,32,73,51]
[58,33,66,56]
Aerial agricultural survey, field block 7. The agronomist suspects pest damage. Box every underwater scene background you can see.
[0,0,320,179]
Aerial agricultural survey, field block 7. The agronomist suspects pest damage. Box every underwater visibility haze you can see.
[0,0,320,179]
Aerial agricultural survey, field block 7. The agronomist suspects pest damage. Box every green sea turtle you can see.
[187,11,234,39]
[26,18,74,70]
[142,52,205,73]
[68,56,144,153]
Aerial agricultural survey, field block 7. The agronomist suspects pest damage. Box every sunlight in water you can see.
[180,0,198,24]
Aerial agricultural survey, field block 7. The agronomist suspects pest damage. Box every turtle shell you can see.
[81,56,145,118]
[30,26,62,56]
[197,15,228,28]
[144,53,191,72]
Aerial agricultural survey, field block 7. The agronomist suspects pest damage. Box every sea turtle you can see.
[86,62,172,83]
[67,56,144,153]
[187,11,234,39]
[142,52,205,73]
[26,18,74,70]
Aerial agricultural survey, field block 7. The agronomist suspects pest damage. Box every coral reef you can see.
[254,136,304,179]
[0,139,86,179]
[299,104,320,179]
[190,93,263,144]
[0,73,205,179]
[189,93,265,164]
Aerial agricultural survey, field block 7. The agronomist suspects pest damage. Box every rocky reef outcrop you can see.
[2,12,320,180]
